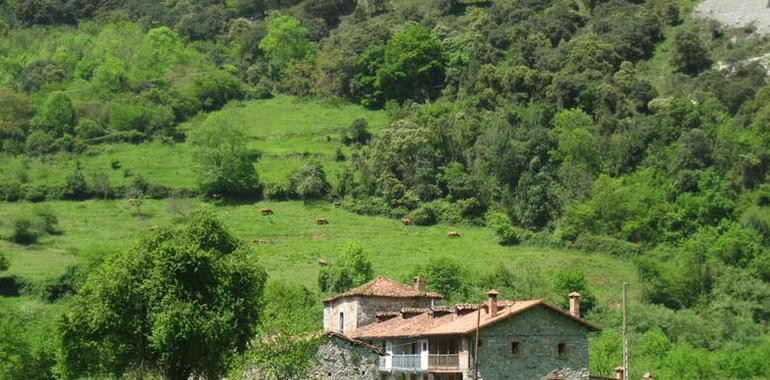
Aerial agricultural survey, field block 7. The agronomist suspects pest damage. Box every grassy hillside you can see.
[0,95,387,189]
[0,198,638,304]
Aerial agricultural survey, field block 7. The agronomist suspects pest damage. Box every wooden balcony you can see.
[429,354,460,369]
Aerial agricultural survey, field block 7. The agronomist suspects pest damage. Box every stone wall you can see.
[304,335,382,379]
[324,296,436,332]
[473,305,591,380]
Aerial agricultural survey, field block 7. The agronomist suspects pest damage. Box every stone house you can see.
[323,277,600,380]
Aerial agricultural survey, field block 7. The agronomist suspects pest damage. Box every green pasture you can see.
[0,95,386,189]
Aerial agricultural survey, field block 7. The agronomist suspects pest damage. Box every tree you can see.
[191,117,262,197]
[318,242,374,294]
[289,161,331,200]
[378,25,446,103]
[58,211,267,380]
[409,257,468,301]
[670,29,710,76]
[259,14,315,71]
[32,91,76,137]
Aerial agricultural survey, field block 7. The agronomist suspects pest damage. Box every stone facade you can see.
[473,305,590,380]
[323,296,435,333]
[303,335,382,379]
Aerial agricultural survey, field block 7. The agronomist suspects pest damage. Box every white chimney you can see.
[487,290,499,317]
[569,291,581,319]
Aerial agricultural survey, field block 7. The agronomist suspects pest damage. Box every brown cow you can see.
[318,259,328,266]
[316,217,329,225]
[447,231,460,238]
[401,217,414,225]
[260,208,274,216]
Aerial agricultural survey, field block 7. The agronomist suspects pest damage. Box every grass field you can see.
[0,95,387,189]
[0,199,640,306]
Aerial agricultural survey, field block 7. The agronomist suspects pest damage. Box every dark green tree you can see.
[670,29,710,76]
[58,211,267,380]
[378,25,446,103]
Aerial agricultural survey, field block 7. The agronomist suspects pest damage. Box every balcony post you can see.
[385,341,393,370]
[420,339,429,372]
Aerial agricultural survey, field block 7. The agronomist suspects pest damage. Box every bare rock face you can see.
[695,0,770,35]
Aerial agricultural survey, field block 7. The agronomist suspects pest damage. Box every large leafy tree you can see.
[57,211,267,380]
[259,13,315,71]
[670,28,710,76]
[191,117,262,197]
[32,91,76,137]
[378,25,446,103]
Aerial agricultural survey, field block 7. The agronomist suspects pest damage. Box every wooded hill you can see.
[1,0,770,378]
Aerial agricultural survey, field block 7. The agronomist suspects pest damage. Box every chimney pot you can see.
[413,276,426,292]
[487,289,499,317]
[569,291,581,319]
[614,366,624,380]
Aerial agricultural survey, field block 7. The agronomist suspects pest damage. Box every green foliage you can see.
[57,211,267,380]
[409,257,468,301]
[551,268,596,313]
[289,161,332,200]
[670,28,711,75]
[0,251,8,272]
[32,92,77,137]
[191,118,262,197]
[260,14,315,71]
[10,217,40,245]
[318,242,374,294]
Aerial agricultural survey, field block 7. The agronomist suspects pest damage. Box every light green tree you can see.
[190,117,262,197]
[259,13,315,71]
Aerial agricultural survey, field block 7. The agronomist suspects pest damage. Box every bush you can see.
[455,197,487,221]
[496,223,521,246]
[34,208,60,235]
[409,204,438,226]
[0,252,8,272]
[38,264,88,303]
[64,164,89,199]
[10,218,39,245]
[572,234,641,257]
[0,181,24,201]
[264,182,293,200]
[289,161,332,200]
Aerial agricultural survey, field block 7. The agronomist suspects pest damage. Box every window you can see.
[477,339,483,347]
[339,312,344,333]
[557,342,567,358]
[422,342,428,351]
[511,341,521,356]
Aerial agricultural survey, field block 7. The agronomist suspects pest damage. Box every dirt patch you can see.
[695,0,770,34]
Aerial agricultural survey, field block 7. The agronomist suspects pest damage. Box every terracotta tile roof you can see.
[324,331,386,355]
[347,300,600,339]
[323,277,444,302]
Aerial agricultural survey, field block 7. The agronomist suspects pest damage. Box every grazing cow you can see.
[401,217,414,225]
[318,259,328,266]
[212,193,222,199]
[332,201,342,208]
[260,208,274,216]
[447,231,460,238]
[316,217,329,225]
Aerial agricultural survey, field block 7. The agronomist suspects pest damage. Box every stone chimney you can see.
[614,366,624,380]
[413,276,426,292]
[569,291,581,319]
[487,289,499,317]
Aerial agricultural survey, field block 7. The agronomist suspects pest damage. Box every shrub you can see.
[38,264,88,303]
[264,182,293,200]
[455,197,487,221]
[34,208,60,235]
[0,181,24,201]
[25,130,56,155]
[572,234,641,257]
[0,252,8,272]
[496,223,521,246]
[341,118,371,146]
[289,161,332,200]
[64,164,89,199]
[409,204,438,226]
[10,218,39,245]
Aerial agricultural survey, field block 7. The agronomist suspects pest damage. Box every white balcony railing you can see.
[380,354,424,372]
